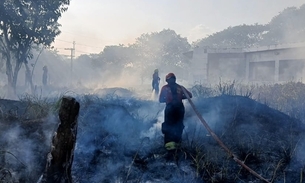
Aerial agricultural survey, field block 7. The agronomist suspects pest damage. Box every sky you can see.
[52,0,305,57]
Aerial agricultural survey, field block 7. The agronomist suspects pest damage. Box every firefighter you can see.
[159,73,192,154]
[152,69,160,96]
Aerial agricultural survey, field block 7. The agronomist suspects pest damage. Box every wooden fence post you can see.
[39,96,80,183]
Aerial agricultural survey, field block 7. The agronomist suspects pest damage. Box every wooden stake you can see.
[39,96,79,183]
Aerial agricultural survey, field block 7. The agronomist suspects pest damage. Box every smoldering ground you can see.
[72,93,199,183]
[0,116,57,182]
[1,87,305,183]
[0,90,197,182]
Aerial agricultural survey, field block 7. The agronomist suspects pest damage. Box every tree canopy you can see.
[193,24,267,48]
[0,0,70,95]
[90,29,192,81]
[194,4,305,48]
[262,4,305,44]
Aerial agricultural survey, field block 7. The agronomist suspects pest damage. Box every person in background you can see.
[152,69,160,96]
[159,73,192,158]
[42,65,48,86]
[25,68,31,87]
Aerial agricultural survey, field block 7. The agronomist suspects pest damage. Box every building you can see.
[189,42,305,85]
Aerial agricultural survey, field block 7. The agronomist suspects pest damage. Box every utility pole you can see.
[65,41,75,85]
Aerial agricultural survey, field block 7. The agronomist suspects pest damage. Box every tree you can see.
[262,4,305,44]
[194,24,267,48]
[0,0,70,96]
[194,4,305,48]
[100,45,133,71]
[92,45,136,81]
[131,29,191,81]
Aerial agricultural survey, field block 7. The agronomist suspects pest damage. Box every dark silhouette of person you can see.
[42,65,48,86]
[152,69,160,96]
[159,73,192,155]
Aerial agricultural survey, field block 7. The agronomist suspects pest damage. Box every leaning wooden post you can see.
[39,96,80,183]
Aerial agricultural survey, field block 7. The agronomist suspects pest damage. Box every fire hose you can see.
[181,87,271,183]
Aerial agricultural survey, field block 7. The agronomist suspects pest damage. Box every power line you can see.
[53,45,98,55]
[56,39,73,43]
[55,38,104,49]
[54,47,94,53]
[60,30,106,42]
[55,47,68,50]
[76,50,95,54]
[76,43,104,49]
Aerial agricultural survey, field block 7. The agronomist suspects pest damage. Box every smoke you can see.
[2,83,305,182]
[19,47,161,98]
[0,90,166,182]
[187,24,215,43]
[69,94,166,182]
[0,115,56,182]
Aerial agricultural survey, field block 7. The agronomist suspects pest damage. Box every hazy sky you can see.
[52,0,305,57]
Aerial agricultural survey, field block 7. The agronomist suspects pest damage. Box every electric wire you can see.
[54,38,104,55]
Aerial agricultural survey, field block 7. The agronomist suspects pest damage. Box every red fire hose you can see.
[181,87,271,183]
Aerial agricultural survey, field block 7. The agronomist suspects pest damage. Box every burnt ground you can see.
[188,95,305,182]
[1,94,305,183]
[0,99,56,182]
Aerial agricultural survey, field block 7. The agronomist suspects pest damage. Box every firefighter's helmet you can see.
[165,73,176,82]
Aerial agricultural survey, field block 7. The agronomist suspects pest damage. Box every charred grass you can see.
[188,80,305,183]
[1,81,305,182]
